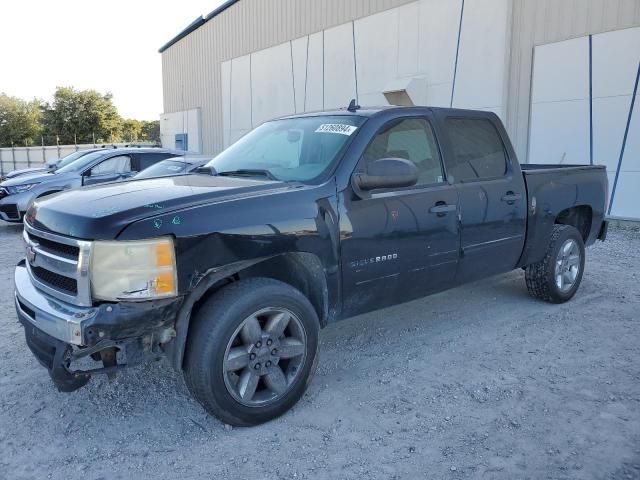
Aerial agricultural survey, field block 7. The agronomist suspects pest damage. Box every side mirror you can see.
[353,158,418,191]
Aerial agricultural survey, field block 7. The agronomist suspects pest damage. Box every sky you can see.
[0,0,225,120]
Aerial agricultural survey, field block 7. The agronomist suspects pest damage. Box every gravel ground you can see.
[0,221,639,480]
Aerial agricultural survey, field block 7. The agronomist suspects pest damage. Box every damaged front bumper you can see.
[14,262,183,392]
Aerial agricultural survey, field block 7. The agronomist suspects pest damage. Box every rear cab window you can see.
[444,118,508,183]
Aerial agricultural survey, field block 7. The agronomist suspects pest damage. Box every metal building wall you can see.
[161,0,417,155]
[506,0,640,162]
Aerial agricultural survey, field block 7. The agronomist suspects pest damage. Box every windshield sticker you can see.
[315,124,358,136]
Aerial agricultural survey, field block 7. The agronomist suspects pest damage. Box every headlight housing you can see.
[90,237,178,301]
[9,183,39,194]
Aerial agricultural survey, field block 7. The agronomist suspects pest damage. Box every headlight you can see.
[90,237,178,301]
[10,183,39,194]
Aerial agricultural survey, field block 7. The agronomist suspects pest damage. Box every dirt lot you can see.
[0,221,639,480]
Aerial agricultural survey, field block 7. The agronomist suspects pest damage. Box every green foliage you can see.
[122,119,143,142]
[141,120,160,143]
[42,87,123,144]
[122,119,159,143]
[0,93,43,147]
[0,88,159,147]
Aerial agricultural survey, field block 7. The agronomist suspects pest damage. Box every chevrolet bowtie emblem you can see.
[26,245,36,265]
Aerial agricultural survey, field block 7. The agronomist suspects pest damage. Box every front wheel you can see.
[184,278,319,426]
[525,224,586,303]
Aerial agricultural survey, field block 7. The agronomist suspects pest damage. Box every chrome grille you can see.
[30,266,78,294]
[27,232,79,259]
[23,223,92,306]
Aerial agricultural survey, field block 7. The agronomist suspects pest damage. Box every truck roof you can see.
[278,105,497,120]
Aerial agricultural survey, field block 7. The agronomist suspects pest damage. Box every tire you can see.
[184,278,320,426]
[525,224,586,303]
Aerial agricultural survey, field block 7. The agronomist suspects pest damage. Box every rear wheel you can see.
[525,224,585,303]
[184,278,319,426]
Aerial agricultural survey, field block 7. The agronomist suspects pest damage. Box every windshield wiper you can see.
[217,169,277,180]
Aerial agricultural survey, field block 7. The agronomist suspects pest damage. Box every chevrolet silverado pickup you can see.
[15,105,608,426]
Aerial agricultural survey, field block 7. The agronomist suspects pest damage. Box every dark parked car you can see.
[15,106,608,426]
[133,156,211,180]
[0,148,181,222]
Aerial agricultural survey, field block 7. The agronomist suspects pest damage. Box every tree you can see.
[0,93,43,147]
[122,119,143,142]
[42,87,123,144]
[141,120,160,143]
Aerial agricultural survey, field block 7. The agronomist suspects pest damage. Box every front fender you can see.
[165,257,274,369]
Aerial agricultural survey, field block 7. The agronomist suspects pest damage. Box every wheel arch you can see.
[555,205,592,242]
[168,252,329,370]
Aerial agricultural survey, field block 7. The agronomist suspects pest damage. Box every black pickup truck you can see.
[15,106,608,426]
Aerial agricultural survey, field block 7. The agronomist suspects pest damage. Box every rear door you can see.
[340,114,460,317]
[439,113,526,283]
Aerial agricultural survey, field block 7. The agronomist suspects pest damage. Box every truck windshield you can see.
[206,116,366,182]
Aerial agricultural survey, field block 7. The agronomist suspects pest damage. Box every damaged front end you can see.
[15,261,182,392]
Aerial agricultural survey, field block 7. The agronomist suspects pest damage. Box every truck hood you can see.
[27,174,288,239]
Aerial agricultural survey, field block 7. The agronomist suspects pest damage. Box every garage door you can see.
[528,27,640,221]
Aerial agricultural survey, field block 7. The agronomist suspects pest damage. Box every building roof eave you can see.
[158,0,241,53]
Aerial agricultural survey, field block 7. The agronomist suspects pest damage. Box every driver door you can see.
[340,116,460,318]
[83,155,132,185]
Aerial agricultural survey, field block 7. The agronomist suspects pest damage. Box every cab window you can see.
[363,118,444,186]
[444,118,508,182]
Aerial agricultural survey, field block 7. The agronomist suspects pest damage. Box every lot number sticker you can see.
[315,124,358,136]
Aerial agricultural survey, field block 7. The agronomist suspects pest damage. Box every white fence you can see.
[0,143,156,175]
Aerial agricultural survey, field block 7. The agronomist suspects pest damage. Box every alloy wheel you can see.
[555,238,581,292]
[223,307,307,407]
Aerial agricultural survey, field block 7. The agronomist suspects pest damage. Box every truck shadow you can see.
[63,270,532,432]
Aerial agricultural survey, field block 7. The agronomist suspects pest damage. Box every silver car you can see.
[0,148,181,222]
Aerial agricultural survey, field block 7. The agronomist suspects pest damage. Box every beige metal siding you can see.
[506,0,640,161]
[161,0,416,154]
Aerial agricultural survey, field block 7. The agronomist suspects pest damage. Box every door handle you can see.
[501,192,522,204]
[429,203,457,217]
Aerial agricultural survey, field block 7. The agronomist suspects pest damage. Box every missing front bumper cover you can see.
[19,316,156,392]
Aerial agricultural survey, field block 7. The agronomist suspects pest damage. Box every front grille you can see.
[24,223,92,306]
[31,266,78,294]
[0,204,19,219]
[28,233,79,259]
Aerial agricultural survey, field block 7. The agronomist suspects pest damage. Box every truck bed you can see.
[518,163,607,267]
